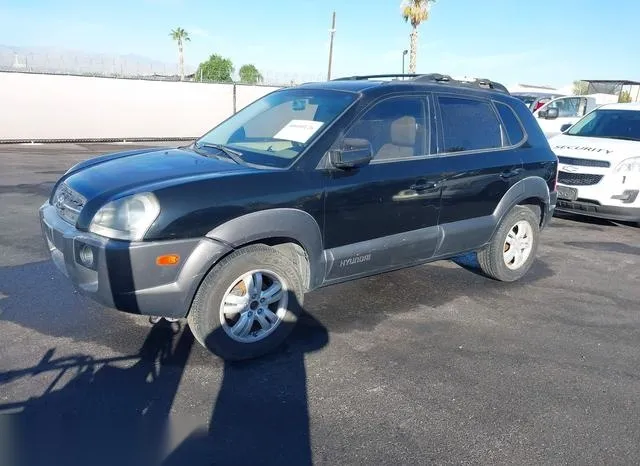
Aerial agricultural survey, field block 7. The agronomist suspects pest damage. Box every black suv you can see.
[40,73,558,360]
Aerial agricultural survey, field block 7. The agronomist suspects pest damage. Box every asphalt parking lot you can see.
[1,143,639,466]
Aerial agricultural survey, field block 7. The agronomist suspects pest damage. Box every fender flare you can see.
[491,176,550,236]
[206,208,325,289]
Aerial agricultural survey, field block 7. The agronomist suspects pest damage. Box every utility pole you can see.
[327,11,336,81]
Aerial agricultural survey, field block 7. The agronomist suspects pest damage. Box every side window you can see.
[343,96,428,161]
[547,97,582,118]
[437,96,502,153]
[494,101,525,145]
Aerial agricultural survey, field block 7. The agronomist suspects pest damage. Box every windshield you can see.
[566,108,640,141]
[194,88,358,168]
[514,95,536,105]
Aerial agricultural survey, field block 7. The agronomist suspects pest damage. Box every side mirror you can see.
[330,138,373,169]
[560,123,572,133]
[545,108,559,120]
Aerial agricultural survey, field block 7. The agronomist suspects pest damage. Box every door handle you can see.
[500,169,521,179]
[410,181,439,192]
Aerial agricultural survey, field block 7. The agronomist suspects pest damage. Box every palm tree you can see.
[401,0,436,74]
[169,27,190,80]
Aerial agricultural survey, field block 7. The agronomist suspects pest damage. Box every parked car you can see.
[512,92,565,112]
[534,93,620,139]
[550,102,640,225]
[40,73,558,360]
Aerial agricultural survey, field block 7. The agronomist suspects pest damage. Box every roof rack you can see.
[333,73,422,81]
[332,73,510,94]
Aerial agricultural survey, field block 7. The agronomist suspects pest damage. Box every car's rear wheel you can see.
[187,244,304,360]
[477,205,540,282]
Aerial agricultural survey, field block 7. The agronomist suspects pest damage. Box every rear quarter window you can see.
[494,101,525,145]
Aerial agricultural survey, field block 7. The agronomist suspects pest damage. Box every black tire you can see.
[187,244,304,361]
[477,205,540,282]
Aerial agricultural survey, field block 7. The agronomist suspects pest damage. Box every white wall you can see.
[0,72,282,141]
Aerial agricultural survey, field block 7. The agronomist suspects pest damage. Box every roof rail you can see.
[413,73,510,94]
[332,74,422,81]
[332,73,510,94]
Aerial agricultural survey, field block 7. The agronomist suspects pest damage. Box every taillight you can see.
[533,101,545,112]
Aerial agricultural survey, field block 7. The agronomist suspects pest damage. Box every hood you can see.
[61,146,251,200]
[549,134,640,164]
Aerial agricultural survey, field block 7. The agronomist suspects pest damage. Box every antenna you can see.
[327,12,336,81]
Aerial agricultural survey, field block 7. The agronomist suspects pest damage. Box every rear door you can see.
[432,93,526,256]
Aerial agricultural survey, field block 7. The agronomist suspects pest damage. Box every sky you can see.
[0,0,638,87]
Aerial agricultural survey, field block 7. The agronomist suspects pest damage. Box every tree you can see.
[169,27,190,81]
[401,0,436,74]
[196,54,234,83]
[239,64,263,84]
[619,90,632,103]
[572,80,589,95]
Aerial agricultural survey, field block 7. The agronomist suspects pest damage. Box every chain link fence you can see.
[0,49,325,87]
[576,80,640,102]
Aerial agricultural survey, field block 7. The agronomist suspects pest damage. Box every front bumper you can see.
[554,176,640,223]
[39,203,233,318]
[555,200,640,223]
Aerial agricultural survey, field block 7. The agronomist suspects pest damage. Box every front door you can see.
[535,96,589,138]
[321,94,445,283]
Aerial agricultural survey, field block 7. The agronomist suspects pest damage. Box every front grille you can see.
[52,183,86,224]
[558,156,610,168]
[558,172,603,186]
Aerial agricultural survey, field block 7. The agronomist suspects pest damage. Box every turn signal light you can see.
[156,254,180,266]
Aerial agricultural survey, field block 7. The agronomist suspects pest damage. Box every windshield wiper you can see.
[195,142,245,165]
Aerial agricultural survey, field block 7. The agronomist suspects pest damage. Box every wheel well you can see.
[518,197,545,226]
[244,237,311,291]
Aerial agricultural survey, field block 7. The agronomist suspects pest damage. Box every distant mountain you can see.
[0,45,196,77]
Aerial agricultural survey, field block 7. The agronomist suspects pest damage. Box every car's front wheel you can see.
[187,244,304,360]
[477,205,540,282]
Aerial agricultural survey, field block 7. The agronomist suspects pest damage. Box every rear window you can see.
[437,96,502,153]
[495,101,525,145]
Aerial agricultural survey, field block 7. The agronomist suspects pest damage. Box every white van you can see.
[534,94,618,139]
[549,102,640,225]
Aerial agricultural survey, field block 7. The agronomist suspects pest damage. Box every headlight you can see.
[614,157,640,173]
[89,193,160,241]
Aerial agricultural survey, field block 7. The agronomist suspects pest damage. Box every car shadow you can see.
[161,303,327,466]
[564,241,640,256]
[0,319,194,466]
[451,251,554,282]
[553,211,637,230]
[0,304,327,466]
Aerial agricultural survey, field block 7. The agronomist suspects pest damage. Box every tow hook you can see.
[149,315,181,333]
[149,316,180,324]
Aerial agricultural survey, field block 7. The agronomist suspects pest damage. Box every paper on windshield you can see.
[274,120,324,143]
